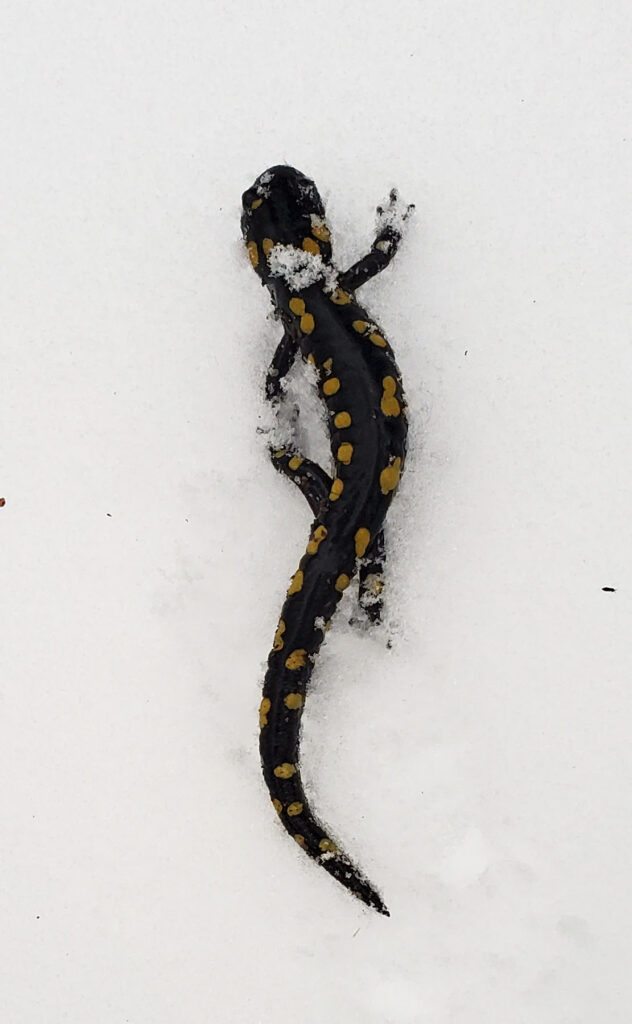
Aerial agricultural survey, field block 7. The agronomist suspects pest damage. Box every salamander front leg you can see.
[358,529,386,624]
[338,189,414,293]
[269,448,332,517]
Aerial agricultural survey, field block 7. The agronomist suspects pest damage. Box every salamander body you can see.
[241,166,412,915]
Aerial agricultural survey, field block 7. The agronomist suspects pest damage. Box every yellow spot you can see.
[306,524,327,555]
[379,456,402,495]
[300,313,315,334]
[353,320,368,333]
[259,697,271,728]
[273,620,285,651]
[323,377,340,396]
[302,237,320,255]
[330,288,351,305]
[355,527,371,558]
[307,353,316,365]
[319,838,338,853]
[337,442,353,465]
[382,394,401,417]
[294,834,306,847]
[310,217,330,241]
[370,332,387,348]
[288,456,303,471]
[287,802,303,817]
[285,649,307,670]
[329,478,344,501]
[272,798,283,815]
[273,448,286,459]
[262,237,274,256]
[287,570,304,595]
[323,357,333,371]
[334,411,351,429]
[247,241,258,267]
[289,297,305,315]
[251,197,263,209]
[284,693,304,710]
[381,376,400,417]
[335,573,351,592]
[273,763,297,779]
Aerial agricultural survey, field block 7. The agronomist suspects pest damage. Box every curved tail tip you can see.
[368,891,390,917]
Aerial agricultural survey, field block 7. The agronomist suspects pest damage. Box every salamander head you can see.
[241,165,332,286]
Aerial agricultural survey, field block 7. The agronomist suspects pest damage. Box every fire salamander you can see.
[241,165,412,916]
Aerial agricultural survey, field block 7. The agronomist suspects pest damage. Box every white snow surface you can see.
[2,3,632,1022]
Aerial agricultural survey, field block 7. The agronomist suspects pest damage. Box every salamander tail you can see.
[262,751,389,915]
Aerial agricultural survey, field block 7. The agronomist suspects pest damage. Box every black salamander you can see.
[242,165,412,916]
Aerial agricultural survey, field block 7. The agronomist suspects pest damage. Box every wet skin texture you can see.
[242,165,412,915]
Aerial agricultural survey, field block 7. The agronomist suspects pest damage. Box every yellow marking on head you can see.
[273,620,286,651]
[318,838,338,853]
[285,648,307,670]
[310,216,330,242]
[300,313,315,334]
[370,332,387,348]
[251,197,263,209]
[294,833,306,847]
[289,297,305,315]
[330,288,351,305]
[273,763,297,779]
[287,570,304,595]
[334,411,351,429]
[306,524,327,555]
[329,477,344,501]
[335,573,351,592]
[307,352,316,365]
[288,456,303,471]
[287,802,303,817]
[272,798,283,815]
[337,442,353,465]
[259,697,271,728]
[355,527,371,558]
[273,448,286,459]
[379,456,402,494]
[247,241,259,267]
[262,237,274,256]
[353,320,368,333]
[323,377,340,396]
[302,237,320,255]
[284,692,304,710]
[323,357,333,371]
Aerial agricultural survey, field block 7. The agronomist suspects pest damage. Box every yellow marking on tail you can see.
[287,571,304,595]
[285,649,307,670]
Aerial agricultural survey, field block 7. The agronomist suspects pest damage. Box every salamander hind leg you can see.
[358,529,386,625]
[269,447,332,516]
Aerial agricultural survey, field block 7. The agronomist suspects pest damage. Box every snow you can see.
[2,2,632,1022]
[267,242,337,291]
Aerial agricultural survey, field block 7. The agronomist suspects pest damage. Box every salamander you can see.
[241,165,412,916]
